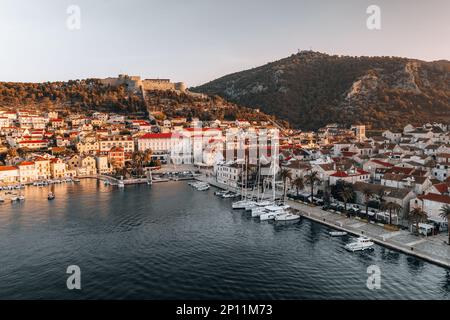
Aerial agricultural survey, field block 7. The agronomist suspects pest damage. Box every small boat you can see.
[0,196,4,202]
[232,200,255,209]
[259,205,289,221]
[275,213,300,221]
[118,181,125,188]
[222,192,238,198]
[48,192,55,200]
[197,185,210,191]
[345,237,374,252]
[10,196,19,202]
[18,195,25,201]
[329,231,348,237]
[73,178,81,183]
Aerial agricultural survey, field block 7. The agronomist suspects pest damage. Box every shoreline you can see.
[195,175,450,269]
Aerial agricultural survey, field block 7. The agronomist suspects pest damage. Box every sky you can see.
[0,0,449,86]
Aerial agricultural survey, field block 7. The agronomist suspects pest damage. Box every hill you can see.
[0,79,274,123]
[192,51,450,130]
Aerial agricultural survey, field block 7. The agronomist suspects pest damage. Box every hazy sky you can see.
[0,0,449,86]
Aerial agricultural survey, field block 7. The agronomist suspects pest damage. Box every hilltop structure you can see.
[100,74,186,93]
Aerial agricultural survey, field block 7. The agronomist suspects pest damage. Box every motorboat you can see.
[344,237,374,252]
[18,195,25,201]
[232,200,255,209]
[259,205,289,221]
[118,181,125,188]
[222,192,239,198]
[48,192,55,200]
[275,213,300,221]
[197,185,210,191]
[329,231,348,237]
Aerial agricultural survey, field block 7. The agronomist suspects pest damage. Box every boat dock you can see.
[195,175,450,269]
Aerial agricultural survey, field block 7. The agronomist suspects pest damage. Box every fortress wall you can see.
[100,75,186,93]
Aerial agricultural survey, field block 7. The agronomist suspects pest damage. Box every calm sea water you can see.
[0,180,449,300]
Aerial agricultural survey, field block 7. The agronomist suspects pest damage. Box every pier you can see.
[195,174,450,269]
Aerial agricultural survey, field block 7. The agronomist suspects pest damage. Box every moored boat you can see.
[275,213,300,221]
[329,231,348,237]
[345,237,374,252]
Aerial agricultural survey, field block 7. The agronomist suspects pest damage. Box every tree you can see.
[304,170,320,204]
[338,184,354,217]
[385,202,402,225]
[439,205,450,245]
[408,207,428,235]
[292,176,305,196]
[376,188,386,211]
[279,168,292,203]
[363,188,374,221]
[131,150,145,177]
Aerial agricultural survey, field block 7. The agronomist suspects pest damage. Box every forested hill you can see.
[0,79,275,123]
[193,51,450,130]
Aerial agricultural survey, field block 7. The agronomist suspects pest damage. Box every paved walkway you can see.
[287,199,450,268]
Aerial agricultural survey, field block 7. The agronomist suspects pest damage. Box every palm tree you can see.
[292,176,304,196]
[363,188,373,221]
[305,170,320,204]
[439,205,450,245]
[408,207,428,235]
[143,149,153,164]
[376,188,386,212]
[339,184,354,217]
[279,168,292,202]
[385,202,402,225]
[131,150,145,177]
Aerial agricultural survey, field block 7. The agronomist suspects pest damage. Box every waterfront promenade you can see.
[197,175,450,269]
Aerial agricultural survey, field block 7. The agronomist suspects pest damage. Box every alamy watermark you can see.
[366,265,381,290]
[66,5,81,30]
[66,265,81,290]
[366,5,381,30]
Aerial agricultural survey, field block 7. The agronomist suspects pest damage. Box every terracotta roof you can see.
[331,171,348,177]
[140,133,174,139]
[433,183,449,194]
[418,193,450,204]
[18,161,35,166]
[371,159,393,167]
[0,166,17,171]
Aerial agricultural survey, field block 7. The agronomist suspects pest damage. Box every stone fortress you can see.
[100,74,187,93]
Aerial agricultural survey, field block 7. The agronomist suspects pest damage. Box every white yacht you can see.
[329,231,348,237]
[197,185,210,191]
[275,213,300,221]
[232,200,255,209]
[259,205,288,221]
[344,237,374,252]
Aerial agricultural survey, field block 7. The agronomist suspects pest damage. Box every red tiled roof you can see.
[18,161,35,166]
[418,193,450,205]
[371,159,393,167]
[331,171,348,177]
[433,183,449,194]
[0,166,17,171]
[140,133,173,139]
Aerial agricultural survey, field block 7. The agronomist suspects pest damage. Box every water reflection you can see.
[0,180,449,299]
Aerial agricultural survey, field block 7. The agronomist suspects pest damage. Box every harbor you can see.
[195,174,450,269]
[1,179,449,299]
